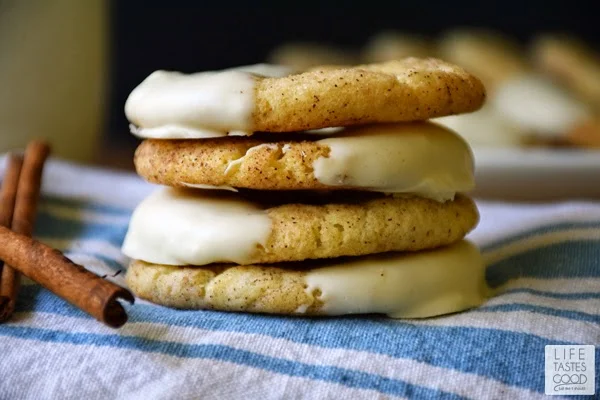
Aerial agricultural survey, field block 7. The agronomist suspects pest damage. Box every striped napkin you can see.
[0,158,598,400]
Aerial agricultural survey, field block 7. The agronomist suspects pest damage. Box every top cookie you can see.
[125,59,486,138]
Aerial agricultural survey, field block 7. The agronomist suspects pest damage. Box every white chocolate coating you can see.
[304,240,487,318]
[125,64,293,139]
[312,122,475,201]
[122,187,271,266]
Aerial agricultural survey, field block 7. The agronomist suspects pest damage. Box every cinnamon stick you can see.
[0,154,24,309]
[0,141,49,321]
[0,225,134,327]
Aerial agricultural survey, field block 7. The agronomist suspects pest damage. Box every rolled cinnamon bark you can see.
[0,154,24,315]
[0,141,49,321]
[0,225,134,327]
[0,155,23,226]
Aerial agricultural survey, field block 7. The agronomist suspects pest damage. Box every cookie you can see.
[437,29,526,93]
[134,122,475,200]
[532,35,600,111]
[362,32,435,63]
[434,103,529,147]
[121,187,479,266]
[492,75,591,139]
[267,42,359,71]
[256,58,485,131]
[125,240,487,318]
[125,59,486,139]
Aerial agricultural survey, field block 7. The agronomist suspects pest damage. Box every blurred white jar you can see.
[0,0,107,163]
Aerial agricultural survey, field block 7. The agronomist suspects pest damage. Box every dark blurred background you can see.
[107,1,599,147]
[1,1,598,167]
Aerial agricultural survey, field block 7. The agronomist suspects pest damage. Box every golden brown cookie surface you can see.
[127,260,317,313]
[134,122,475,198]
[259,193,478,263]
[253,58,486,131]
[126,240,487,317]
[134,136,324,190]
[123,188,479,265]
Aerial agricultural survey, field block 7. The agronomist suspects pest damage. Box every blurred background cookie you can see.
[267,42,358,71]
[3,3,599,202]
[362,31,435,63]
[433,103,529,148]
[432,28,600,150]
[491,74,593,143]
[532,34,600,112]
[437,29,527,94]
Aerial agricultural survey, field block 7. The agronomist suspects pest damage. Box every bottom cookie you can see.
[126,240,488,318]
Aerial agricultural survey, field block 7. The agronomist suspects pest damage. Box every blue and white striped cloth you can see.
[0,158,598,399]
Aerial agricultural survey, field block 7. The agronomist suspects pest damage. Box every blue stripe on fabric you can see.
[0,326,463,400]
[486,241,600,287]
[476,304,600,324]
[480,221,600,252]
[500,288,600,300]
[13,287,570,394]
[42,195,132,216]
[19,195,600,396]
[34,213,127,247]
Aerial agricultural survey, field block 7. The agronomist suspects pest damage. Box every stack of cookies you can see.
[122,58,489,318]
